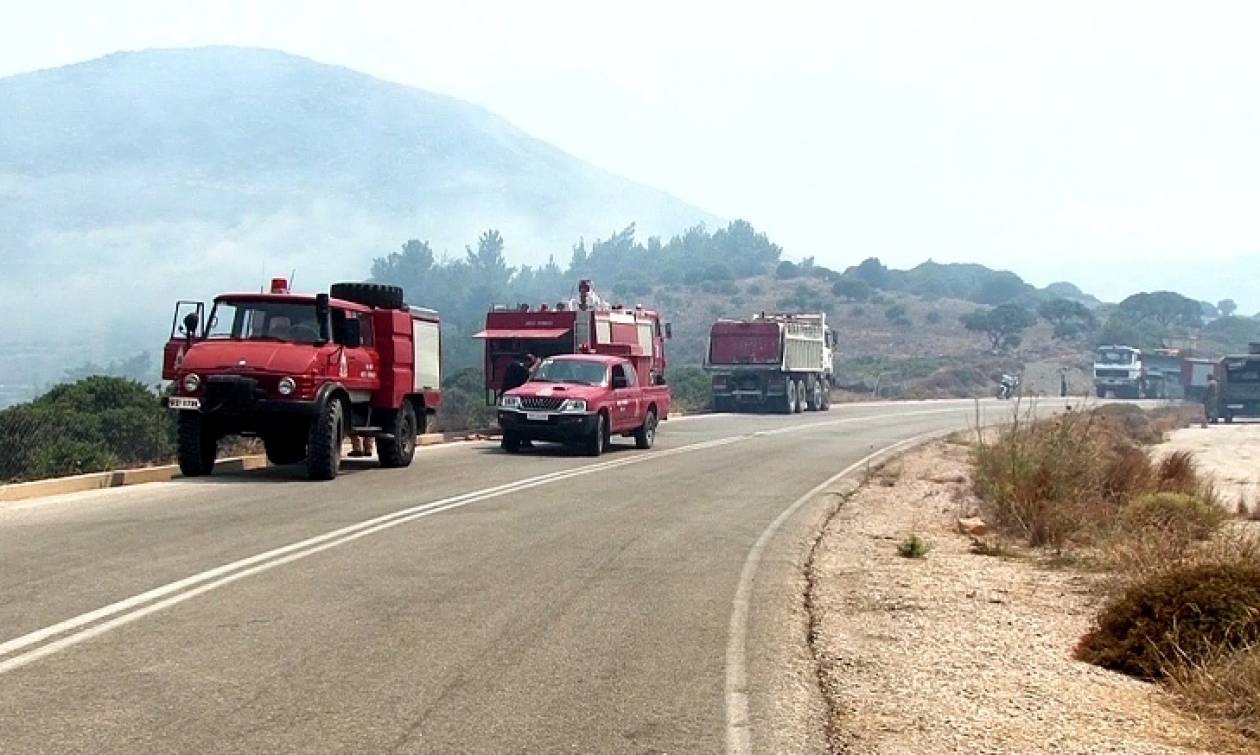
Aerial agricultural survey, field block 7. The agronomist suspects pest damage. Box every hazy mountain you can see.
[0,47,718,401]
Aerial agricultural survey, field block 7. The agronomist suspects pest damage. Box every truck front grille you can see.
[1096,369,1130,379]
[520,396,565,411]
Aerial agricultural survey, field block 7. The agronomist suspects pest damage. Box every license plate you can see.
[168,397,201,411]
[525,411,550,422]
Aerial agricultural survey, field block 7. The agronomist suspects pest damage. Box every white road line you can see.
[0,408,972,675]
[723,430,943,755]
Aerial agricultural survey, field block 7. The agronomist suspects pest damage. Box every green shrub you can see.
[897,534,932,559]
[1122,492,1226,542]
[1076,562,1260,678]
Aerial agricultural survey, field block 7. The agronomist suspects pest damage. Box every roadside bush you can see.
[1076,562,1260,678]
[669,366,712,412]
[972,410,1119,547]
[0,376,174,482]
[1120,492,1227,543]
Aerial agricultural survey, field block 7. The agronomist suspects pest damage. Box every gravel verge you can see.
[807,439,1241,754]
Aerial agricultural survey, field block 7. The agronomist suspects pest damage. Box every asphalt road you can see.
[0,398,1024,754]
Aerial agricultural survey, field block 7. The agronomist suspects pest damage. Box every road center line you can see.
[0,407,972,675]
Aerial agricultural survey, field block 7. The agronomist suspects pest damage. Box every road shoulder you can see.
[806,439,1228,754]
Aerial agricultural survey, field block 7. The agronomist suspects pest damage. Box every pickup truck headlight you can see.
[277,377,297,396]
[559,398,587,413]
[182,373,201,393]
[500,395,522,409]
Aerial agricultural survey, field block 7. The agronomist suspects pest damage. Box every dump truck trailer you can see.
[705,313,835,413]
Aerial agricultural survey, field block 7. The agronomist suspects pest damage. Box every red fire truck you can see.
[473,280,671,401]
[162,279,441,480]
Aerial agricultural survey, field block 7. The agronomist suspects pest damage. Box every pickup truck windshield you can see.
[1097,350,1136,365]
[530,359,608,386]
[207,300,322,344]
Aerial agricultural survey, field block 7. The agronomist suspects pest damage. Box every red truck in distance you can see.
[473,279,670,403]
[497,352,671,455]
[705,312,836,413]
[162,279,441,480]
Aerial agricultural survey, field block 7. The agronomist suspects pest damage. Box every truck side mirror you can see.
[341,318,363,348]
[182,312,199,340]
[315,293,331,344]
[664,322,673,339]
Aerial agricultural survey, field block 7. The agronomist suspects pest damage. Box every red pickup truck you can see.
[497,353,671,455]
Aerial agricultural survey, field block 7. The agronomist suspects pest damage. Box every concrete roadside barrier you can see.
[0,431,499,504]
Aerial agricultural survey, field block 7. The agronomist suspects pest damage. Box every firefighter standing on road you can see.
[501,354,538,448]
[1203,376,1220,426]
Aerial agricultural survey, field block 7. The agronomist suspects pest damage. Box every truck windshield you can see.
[1097,350,1135,365]
[530,359,608,386]
[1227,362,1260,383]
[207,300,322,344]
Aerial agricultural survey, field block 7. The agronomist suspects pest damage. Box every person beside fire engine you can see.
[502,353,538,394]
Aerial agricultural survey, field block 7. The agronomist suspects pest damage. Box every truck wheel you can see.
[306,399,343,480]
[263,432,306,465]
[501,431,523,453]
[584,413,608,457]
[793,380,805,413]
[634,408,658,449]
[378,403,417,468]
[806,378,823,411]
[329,282,405,310]
[1096,387,1106,399]
[820,381,832,411]
[776,377,794,414]
[1225,412,1235,424]
[177,414,217,477]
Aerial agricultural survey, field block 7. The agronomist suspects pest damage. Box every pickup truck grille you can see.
[520,396,565,411]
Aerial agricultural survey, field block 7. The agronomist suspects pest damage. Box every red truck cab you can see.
[162,280,441,480]
[497,353,671,456]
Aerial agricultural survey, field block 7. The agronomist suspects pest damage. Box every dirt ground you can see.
[808,441,1243,755]
[1160,422,1260,510]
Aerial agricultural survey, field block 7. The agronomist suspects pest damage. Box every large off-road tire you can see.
[634,408,658,450]
[177,413,217,477]
[262,432,306,465]
[501,431,523,453]
[330,282,405,310]
[306,399,344,481]
[584,412,608,457]
[820,380,832,411]
[793,380,805,413]
[377,403,417,468]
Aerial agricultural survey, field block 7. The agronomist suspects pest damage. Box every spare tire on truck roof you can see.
[330,282,405,310]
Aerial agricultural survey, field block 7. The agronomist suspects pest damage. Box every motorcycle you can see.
[996,374,1020,400]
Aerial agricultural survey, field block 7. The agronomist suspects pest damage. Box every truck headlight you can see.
[278,377,297,396]
[559,399,587,413]
[182,373,201,393]
[500,395,522,409]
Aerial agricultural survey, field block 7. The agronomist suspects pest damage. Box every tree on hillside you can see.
[1037,298,1098,339]
[961,304,1036,352]
[776,260,800,279]
[1218,299,1239,318]
[1116,291,1202,328]
[848,257,890,289]
[974,272,1031,305]
[832,278,871,302]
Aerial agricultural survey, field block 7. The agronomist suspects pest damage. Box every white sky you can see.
[3,1,1259,309]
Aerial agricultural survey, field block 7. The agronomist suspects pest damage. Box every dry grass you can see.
[1170,646,1260,741]
[970,404,1260,742]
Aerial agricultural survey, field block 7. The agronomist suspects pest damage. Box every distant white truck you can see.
[1094,345,1144,399]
